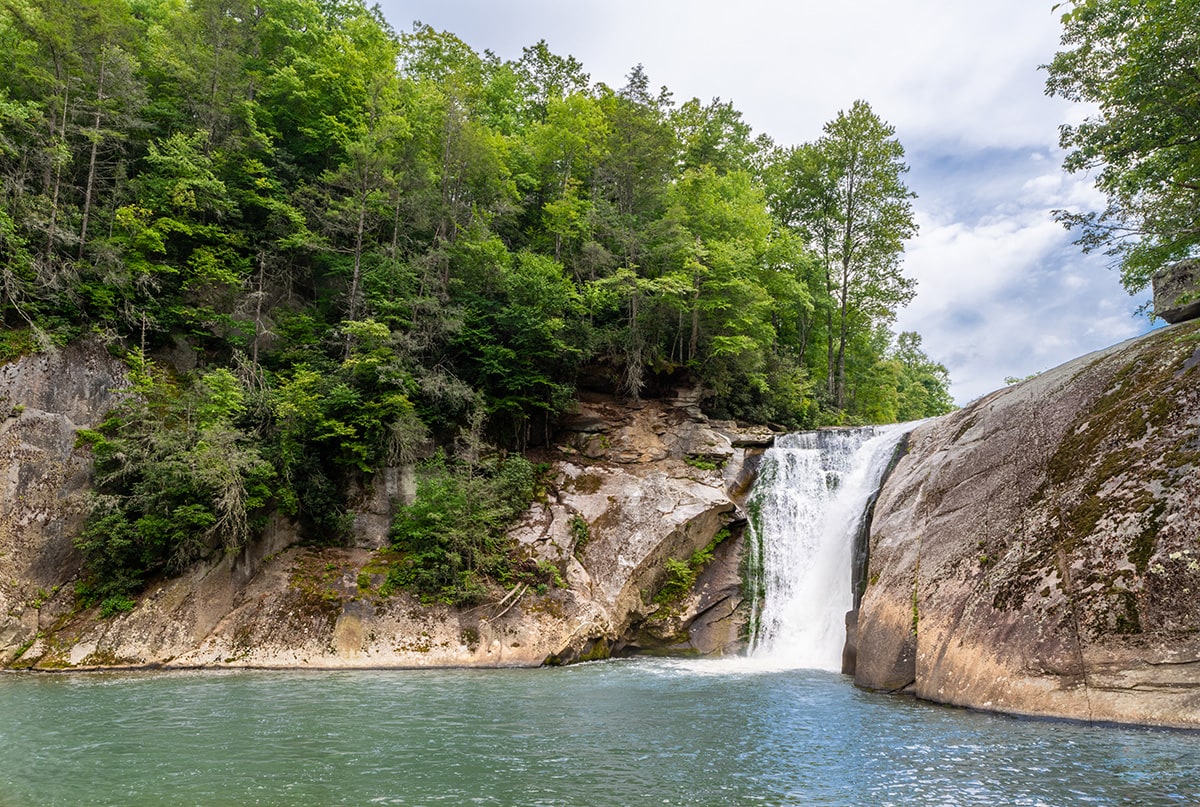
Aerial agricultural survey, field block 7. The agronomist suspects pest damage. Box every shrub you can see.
[388,451,544,605]
[75,356,273,605]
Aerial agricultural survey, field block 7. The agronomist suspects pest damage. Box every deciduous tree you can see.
[1045,0,1200,294]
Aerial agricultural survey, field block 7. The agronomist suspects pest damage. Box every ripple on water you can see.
[1,661,1198,806]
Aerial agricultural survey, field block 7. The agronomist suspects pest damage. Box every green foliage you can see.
[654,557,698,605]
[0,327,39,362]
[768,101,918,412]
[1045,0,1200,292]
[569,514,590,550]
[74,357,274,605]
[0,0,955,604]
[388,451,543,605]
[684,455,721,471]
[1005,371,1042,386]
[653,528,730,605]
[99,595,136,618]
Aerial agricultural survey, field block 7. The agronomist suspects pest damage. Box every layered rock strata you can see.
[1,350,769,669]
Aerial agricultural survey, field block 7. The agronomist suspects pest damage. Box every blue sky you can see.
[373,0,1153,403]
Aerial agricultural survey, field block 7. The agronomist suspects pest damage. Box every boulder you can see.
[857,319,1200,728]
[1152,258,1200,323]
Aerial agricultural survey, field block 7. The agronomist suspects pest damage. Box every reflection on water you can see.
[1,661,1197,806]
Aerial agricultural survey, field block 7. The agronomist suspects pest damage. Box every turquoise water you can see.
[1,660,1197,806]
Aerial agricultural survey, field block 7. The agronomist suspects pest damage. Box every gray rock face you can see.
[511,392,766,660]
[1153,259,1200,324]
[857,320,1200,728]
[0,343,127,664]
[2,359,766,669]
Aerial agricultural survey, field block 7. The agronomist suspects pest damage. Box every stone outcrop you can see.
[856,319,1200,728]
[2,354,769,669]
[1153,258,1200,324]
[0,343,127,665]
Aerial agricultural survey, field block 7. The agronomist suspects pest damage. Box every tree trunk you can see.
[343,193,368,359]
[45,80,70,262]
[689,277,701,363]
[834,165,858,410]
[349,194,367,321]
[252,252,266,366]
[824,263,835,402]
[78,54,108,261]
[835,258,851,410]
[623,285,643,399]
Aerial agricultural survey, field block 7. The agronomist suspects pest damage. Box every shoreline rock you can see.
[856,320,1200,729]
[2,355,768,671]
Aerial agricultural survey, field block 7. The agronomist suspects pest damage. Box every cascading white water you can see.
[746,424,913,671]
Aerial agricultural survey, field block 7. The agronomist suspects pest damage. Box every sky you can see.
[373,0,1153,404]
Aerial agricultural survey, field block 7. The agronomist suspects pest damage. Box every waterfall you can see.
[746,424,913,671]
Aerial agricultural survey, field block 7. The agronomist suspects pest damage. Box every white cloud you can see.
[895,159,1144,404]
[382,0,1075,148]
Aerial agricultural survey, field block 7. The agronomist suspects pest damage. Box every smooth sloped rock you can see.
[858,320,1200,728]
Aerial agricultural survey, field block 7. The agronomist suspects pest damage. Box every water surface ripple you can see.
[2,661,1196,806]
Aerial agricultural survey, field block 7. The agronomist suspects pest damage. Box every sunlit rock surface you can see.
[857,320,1200,728]
[1,354,766,669]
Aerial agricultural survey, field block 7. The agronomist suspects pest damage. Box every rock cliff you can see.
[1,346,768,669]
[856,319,1200,728]
[0,344,127,664]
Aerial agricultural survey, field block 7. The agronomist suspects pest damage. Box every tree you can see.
[513,39,589,124]
[779,101,917,409]
[0,0,145,295]
[891,331,954,420]
[1045,0,1200,294]
[672,96,757,175]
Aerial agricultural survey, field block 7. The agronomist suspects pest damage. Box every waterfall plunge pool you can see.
[7,428,1197,805]
[2,661,1198,806]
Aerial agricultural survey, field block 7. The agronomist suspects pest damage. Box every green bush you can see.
[75,356,274,605]
[653,528,730,606]
[388,451,546,606]
[569,514,590,551]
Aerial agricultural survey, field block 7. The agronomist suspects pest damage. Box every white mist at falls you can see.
[746,425,914,671]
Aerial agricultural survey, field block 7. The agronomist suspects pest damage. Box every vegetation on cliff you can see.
[0,0,952,606]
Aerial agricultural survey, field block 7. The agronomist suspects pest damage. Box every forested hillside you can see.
[0,0,952,608]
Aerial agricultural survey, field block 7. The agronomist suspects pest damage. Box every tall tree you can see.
[513,39,589,124]
[1,0,145,288]
[781,101,917,409]
[672,96,757,175]
[1045,0,1200,294]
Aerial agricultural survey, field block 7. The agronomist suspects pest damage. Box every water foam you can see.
[746,424,913,671]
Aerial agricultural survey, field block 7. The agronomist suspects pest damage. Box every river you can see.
[5,428,1198,805]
